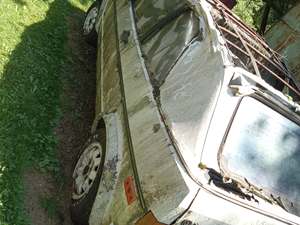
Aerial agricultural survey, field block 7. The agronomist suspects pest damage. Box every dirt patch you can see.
[23,8,96,225]
[23,169,62,225]
[55,10,97,225]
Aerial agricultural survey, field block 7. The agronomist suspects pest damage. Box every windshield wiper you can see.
[200,164,296,213]
[243,177,298,213]
[202,166,256,202]
[270,194,287,211]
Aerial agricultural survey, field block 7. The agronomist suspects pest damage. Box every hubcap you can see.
[83,7,98,35]
[72,142,102,200]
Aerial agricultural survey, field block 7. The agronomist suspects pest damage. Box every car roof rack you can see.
[206,0,300,98]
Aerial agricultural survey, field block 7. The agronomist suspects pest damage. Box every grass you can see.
[0,0,93,224]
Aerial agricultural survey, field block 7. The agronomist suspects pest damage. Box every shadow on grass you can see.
[0,1,89,224]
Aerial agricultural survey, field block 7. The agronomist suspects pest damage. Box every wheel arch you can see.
[89,111,126,225]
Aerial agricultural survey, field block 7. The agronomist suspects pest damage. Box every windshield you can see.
[221,97,300,214]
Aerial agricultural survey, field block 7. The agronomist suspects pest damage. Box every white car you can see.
[70,0,300,224]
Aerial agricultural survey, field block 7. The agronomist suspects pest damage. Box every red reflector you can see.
[124,176,136,205]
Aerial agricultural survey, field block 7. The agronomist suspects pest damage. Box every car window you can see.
[221,97,300,215]
[134,0,199,86]
[134,0,185,37]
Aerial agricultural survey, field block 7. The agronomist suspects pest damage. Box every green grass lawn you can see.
[0,0,92,224]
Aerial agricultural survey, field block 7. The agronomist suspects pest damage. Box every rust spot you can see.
[152,124,160,133]
[128,96,151,117]
[121,30,130,44]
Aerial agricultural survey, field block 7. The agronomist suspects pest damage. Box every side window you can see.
[134,0,185,36]
[134,0,199,86]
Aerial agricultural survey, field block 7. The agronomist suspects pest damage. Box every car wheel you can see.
[83,1,101,47]
[70,130,106,225]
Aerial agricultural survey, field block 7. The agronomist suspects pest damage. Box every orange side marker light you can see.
[124,176,136,205]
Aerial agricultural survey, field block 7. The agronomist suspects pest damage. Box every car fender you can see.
[89,111,124,225]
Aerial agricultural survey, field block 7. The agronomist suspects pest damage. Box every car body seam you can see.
[113,0,148,213]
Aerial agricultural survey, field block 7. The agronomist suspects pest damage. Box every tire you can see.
[70,129,106,225]
[83,1,101,47]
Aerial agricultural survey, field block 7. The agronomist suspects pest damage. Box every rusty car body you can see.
[70,0,300,224]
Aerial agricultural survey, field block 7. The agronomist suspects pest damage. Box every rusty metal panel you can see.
[265,3,300,82]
